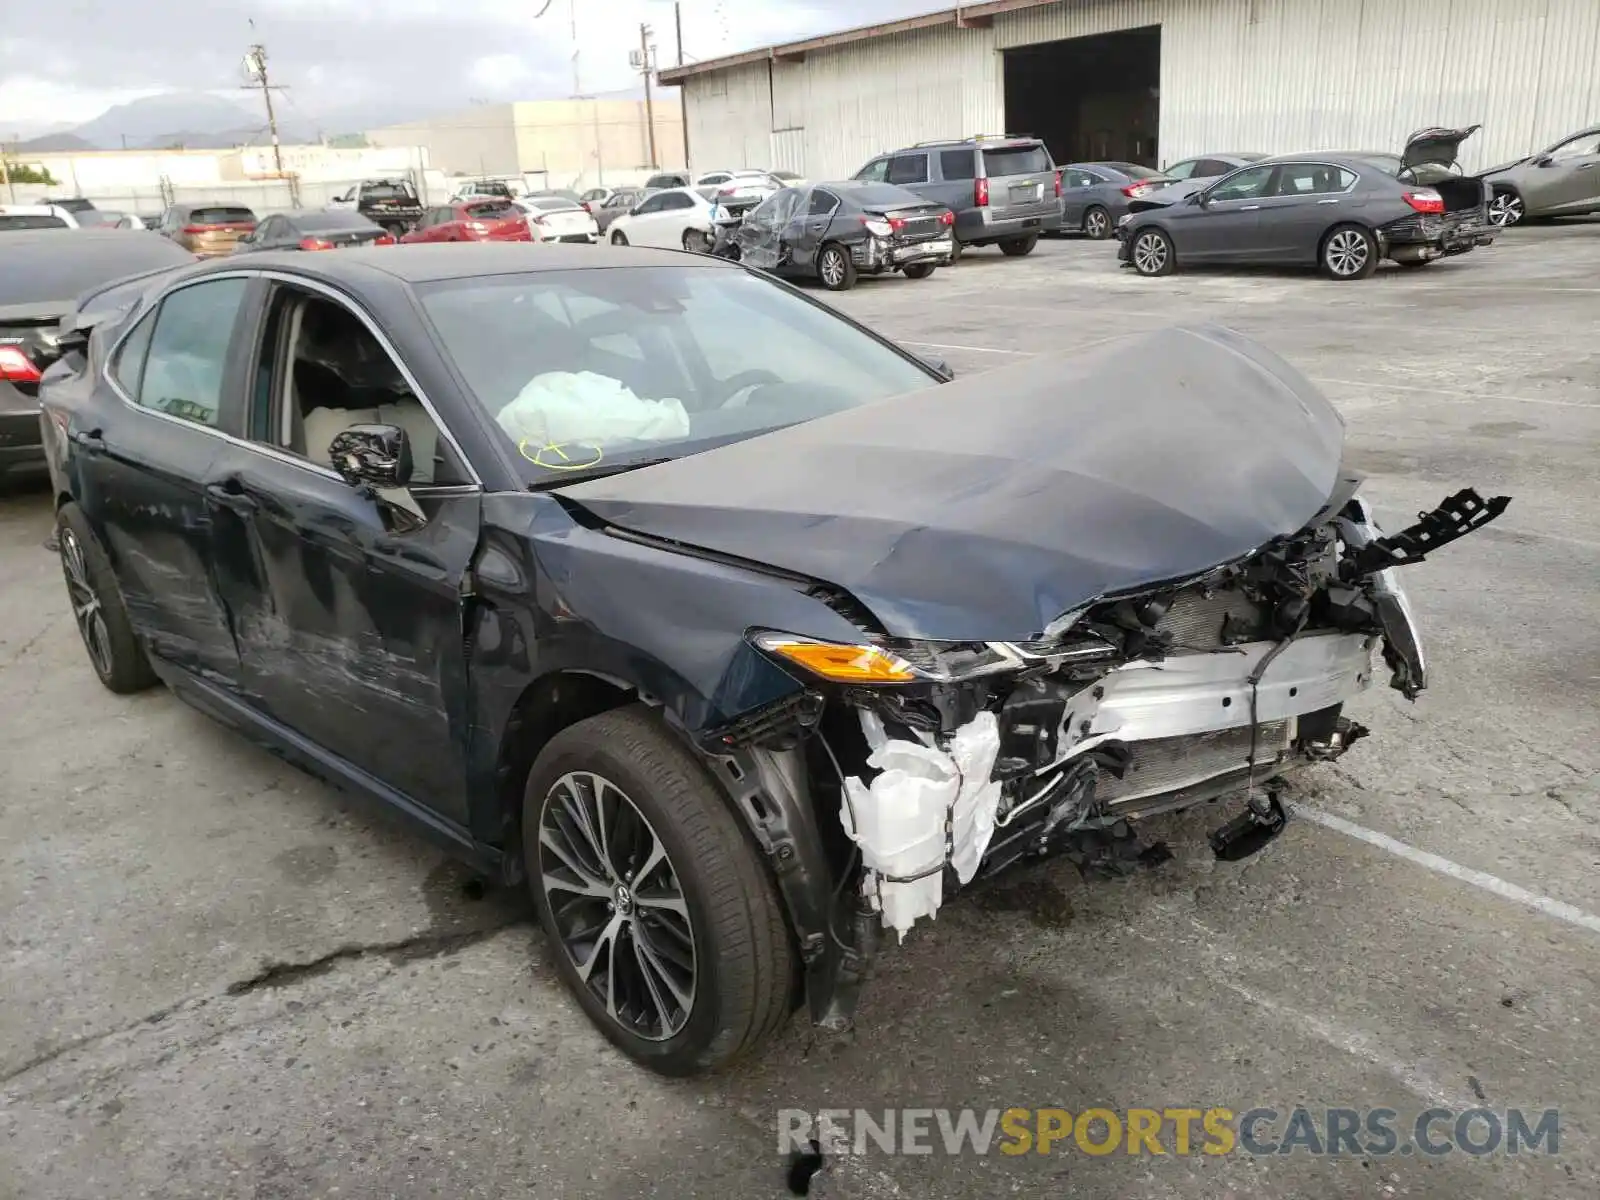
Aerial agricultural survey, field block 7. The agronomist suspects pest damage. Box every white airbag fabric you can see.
[496,370,691,446]
[842,711,1002,941]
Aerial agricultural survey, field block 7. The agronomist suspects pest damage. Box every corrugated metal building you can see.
[660,0,1600,178]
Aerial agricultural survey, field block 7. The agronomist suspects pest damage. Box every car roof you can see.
[188,242,730,285]
[0,204,61,215]
[1259,153,1386,168]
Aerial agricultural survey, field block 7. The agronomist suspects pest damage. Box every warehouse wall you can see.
[678,0,1600,178]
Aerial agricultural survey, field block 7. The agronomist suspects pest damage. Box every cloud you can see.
[0,0,938,130]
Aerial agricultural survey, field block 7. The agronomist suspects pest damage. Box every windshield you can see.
[416,266,937,481]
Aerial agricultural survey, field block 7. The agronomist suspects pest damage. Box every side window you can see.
[634,194,665,215]
[1164,159,1198,179]
[1207,165,1277,202]
[134,279,249,428]
[1197,159,1233,177]
[807,188,839,217]
[258,291,464,487]
[110,309,158,397]
[1549,134,1600,162]
[258,216,282,240]
[1271,163,1351,196]
[854,158,889,183]
[768,189,802,226]
[939,150,977,180]
[886,154,929,185]
[1066,170,1098,188]
[664,193,694,211]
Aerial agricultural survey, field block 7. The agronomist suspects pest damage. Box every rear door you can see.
[1253,161,1358,261]
[788,187,839,272]
[979,142,1056,225]
[76,276,255,684]
[204,280,481,823]
[1062,168,1105,225]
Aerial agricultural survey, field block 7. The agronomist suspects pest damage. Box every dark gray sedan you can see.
[1116,155,1493,280]
[1059,162,1175,239]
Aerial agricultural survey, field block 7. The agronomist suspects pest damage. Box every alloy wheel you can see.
[1488,192,1523,227]
[1085,209,1110,238]
[538,771,696,1042]
[1132,231,1169,274]
[60,528,113,679]
[820,249,846,287]
[1324,229,1370,277]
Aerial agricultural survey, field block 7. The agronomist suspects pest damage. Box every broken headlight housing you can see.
[752,627,1119,686]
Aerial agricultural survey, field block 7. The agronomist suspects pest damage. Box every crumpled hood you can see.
[558,324,1347,643]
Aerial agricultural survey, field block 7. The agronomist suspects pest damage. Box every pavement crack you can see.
[0,996,197,1088]
[224,923,516,997]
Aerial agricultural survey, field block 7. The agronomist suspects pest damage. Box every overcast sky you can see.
[0,0,935,133]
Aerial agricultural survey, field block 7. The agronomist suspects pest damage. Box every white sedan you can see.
[606,187,717,251]
[514,196,600,243]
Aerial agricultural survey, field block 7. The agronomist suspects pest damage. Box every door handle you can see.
[1577,162,1597,171]
[205,479,257,514]
[1317,198,1340,204]
[1241,204,1261,211]
[71,428,105,453]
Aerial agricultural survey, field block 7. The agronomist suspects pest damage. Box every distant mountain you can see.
[14,131,95,153]
[71,92,263,148]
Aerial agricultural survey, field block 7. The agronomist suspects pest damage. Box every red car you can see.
[400,200,531,243]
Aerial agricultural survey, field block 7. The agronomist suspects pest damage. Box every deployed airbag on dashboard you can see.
[496,370,691,448]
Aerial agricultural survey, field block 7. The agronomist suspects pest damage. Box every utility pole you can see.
[639,23,659,169]
[0,137,12,204]
[674,1,688,169]
[241,35,298,206]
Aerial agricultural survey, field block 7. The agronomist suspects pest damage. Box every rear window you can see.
[0,232,195,306]
[1107,162,1161,179]
[980,145,1052,176]
[296,212,379,232]
[529,197,580,211]
[363,183,416,201]
[189,206,256,225]
[466,201,518,218]
[939,150,977,180]
[0,214,69,231]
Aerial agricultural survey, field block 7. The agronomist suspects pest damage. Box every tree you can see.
[2,161,57,185]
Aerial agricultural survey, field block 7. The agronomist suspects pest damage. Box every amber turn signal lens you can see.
[756,636,917,683]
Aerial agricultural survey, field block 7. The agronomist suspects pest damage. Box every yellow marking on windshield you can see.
[519,438,605,470]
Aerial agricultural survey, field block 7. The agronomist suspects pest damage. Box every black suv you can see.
[852,135,1062,257]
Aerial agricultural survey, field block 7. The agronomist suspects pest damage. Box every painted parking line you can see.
[1295,805,1600,937]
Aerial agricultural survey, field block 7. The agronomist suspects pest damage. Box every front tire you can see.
[1129,227,1175,276]
[56,502,158,694]
[611,230,630,246]
[1488,189,1524,228]
[523,706,795,1076]
[1321,223,1378,280]
[817,243,857,291]
[903,261,937,279]
[999,234,1038,257]
[1083,205,1112,240]
[682,229,711,253]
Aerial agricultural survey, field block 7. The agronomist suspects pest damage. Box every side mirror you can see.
[917,353,954,381]
[1534,155,1555,168]
[329,423,413,489]
[1188,191,1207,207]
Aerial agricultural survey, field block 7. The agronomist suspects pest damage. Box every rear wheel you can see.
[1488,189,1524,228]
[998,234,1038,257]
[1129,227,1175,277]
[1083,206,1112,240]
[1320,224,1377,280]
[56,502,158,695]
[817,243,857,291]
[611,230,630,246]
[523,706,796,1076]
[681,228,712,253]
[902,261,937,279]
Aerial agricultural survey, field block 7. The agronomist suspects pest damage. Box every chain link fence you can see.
[3,172,441,219]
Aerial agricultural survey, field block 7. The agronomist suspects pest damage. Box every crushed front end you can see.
[701,487,1507,1031]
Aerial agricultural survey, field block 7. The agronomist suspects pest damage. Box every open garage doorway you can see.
[1003,26,1160,168]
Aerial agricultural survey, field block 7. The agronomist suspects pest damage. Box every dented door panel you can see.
[206,446,479,823]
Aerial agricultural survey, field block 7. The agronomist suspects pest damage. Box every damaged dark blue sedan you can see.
[40,243,1507,1075]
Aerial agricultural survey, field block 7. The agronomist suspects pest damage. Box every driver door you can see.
[204,280,481,824]
[1530,132,1600,214]
[1175,164,1278,261]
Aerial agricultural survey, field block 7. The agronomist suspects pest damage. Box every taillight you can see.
[182,224,215,234]
[887,216,906,232]
[938,210,955,225]
[373,233,396,246]
[298,236,335,251]
[718,186,737,196]
[1403,189,1446,214]
[0,345,41,383]
[581,202,593,212]
[1121,183,1154,198]
[466,221,489,234]
[1054,171,1063,197]
[975,177,989,207]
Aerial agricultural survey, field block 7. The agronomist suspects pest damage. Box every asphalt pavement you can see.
[2,224,1597,1199]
